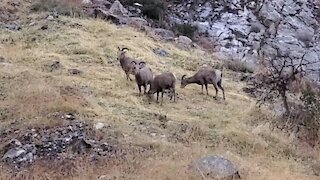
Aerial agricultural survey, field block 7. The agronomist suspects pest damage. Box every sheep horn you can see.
[139,61,146,65]
[131,61,137,65]
[182,75,187,80]
[121,47,129,51]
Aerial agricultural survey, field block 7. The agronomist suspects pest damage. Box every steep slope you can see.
[0,15,319,179]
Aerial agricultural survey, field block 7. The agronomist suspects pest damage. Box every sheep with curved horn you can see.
[132,61,153,96]
[117,47,142,81]
[181,67,225,100]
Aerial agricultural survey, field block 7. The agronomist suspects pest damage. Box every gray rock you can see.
[152,28,175,41]
[4,22,21,31]
[108,0,130,17]
[153,48,169,57]
[3,147,26,160]
[190,155,240,179]
[95,122,105,130]
[46,15,54,21]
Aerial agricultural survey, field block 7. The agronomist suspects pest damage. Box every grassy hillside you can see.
[0,14,319,179]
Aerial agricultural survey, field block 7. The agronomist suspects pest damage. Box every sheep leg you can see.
[143,84,147,94]
[217,81,225,100]
[156,92,159,103]
[126,72,132,81]
[205,83,209,96]
[201,85,204,94]
[213,83,218,99]
[138,85,142,96]
[161,89,164,105]
[172,88,176,102]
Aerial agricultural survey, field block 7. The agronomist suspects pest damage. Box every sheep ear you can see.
[117,47,121,51]
[181,75,187,80]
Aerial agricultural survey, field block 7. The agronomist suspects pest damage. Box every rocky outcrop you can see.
[167,0,320,78]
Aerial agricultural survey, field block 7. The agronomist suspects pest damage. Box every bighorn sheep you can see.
[117,47,141,81]
[132,61,153,96]
[181,67,225,100]
[148,72,176,104]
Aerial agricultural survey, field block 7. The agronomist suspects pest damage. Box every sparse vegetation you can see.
[30,0,84,17]
[173,23,197,39]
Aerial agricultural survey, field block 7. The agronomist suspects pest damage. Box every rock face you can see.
[189,155,240,179]
[167,0,320,77]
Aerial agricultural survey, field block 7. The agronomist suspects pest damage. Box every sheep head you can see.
[180,75,188,88]
[117,47,129,61]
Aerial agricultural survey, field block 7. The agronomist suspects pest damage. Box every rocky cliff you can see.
[167,0,320,79]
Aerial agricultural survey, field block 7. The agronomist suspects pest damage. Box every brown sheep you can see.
[148,72,176,104]
[181,67,225,100]
[132,61,154,96]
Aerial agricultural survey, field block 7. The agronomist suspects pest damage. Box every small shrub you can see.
[30,0,83,17]
[172,23,197,39]
[224,60,254,73]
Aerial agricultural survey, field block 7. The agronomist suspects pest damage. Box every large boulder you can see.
[175,35,193,49]
[189,155,240,179]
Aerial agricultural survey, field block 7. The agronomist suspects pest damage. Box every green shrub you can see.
[121,0,166,20]
[172,23,197,39]
[30,0,83,17]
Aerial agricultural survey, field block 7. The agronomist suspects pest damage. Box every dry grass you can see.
[0,15,319,179]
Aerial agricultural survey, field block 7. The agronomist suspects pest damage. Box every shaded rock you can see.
[40,24,48,30]
[46,61,62,72]
[68,68,82,75]
[189,155,240,179]
[108,0,130,17]
[127,17,148,29]
[153,48,169,57]
[152,28,175,41]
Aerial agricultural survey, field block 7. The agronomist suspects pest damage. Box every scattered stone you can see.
[46,61,61,72]
[0,56,5,63]
[4,22,21,31]
[46,15,54,21]
[1,121,124,169]
[29,22,36,26]
[40,24,48,30]
[65,113,76,120]
[95,122,105,130]
[189,155,240,179]
[68,68,82,75]
[153,48,169,57]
